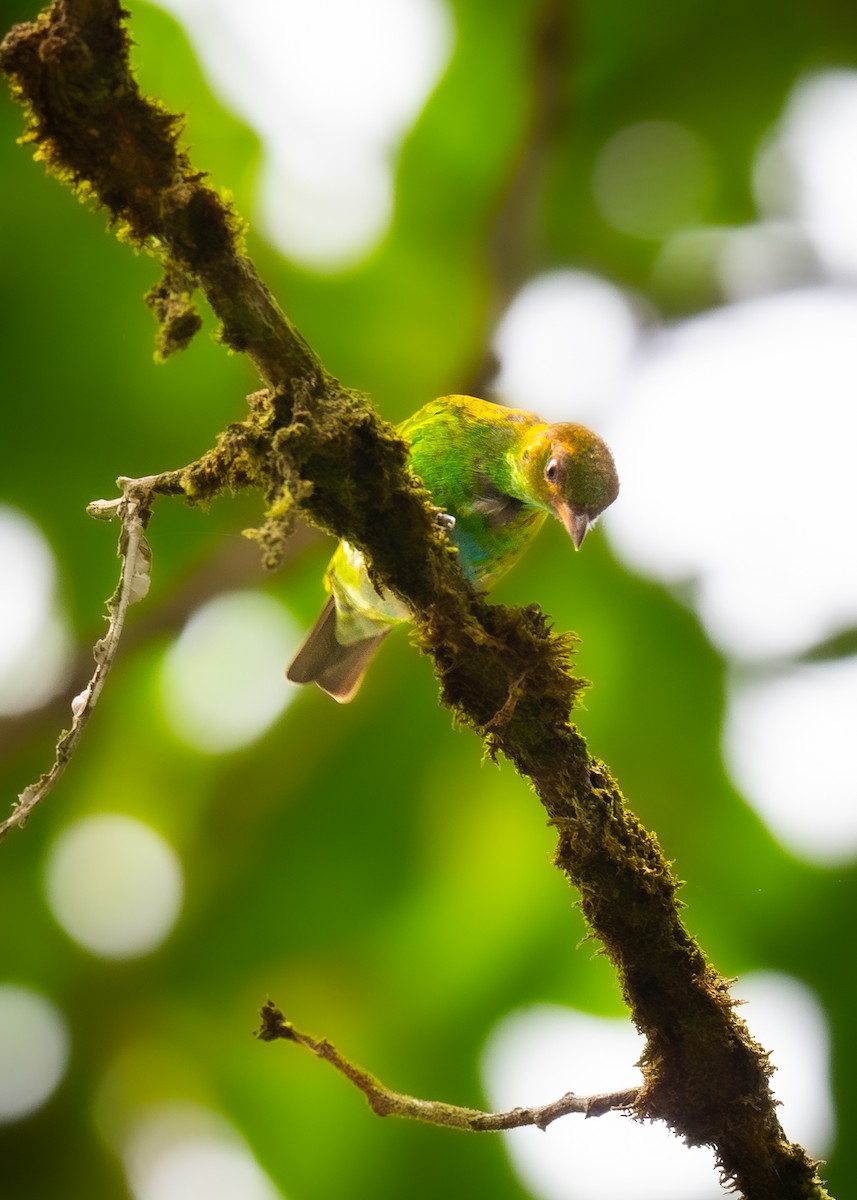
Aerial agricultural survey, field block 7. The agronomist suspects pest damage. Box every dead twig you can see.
[256,1001,640,1131]
[0,473,176,839]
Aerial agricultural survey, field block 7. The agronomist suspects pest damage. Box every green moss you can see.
[145,264,202,359]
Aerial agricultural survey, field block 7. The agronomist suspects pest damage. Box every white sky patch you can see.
[755,71,857,279]
[0,506,73,716]
[123,1103,283,1200]
[0,985,70,1124]
[152,0,452,269]
[160,590,299,754]
[492,271,641,425]
[481,975,833,1200]
[45,814,183,959]
[724,658,857,866]
[592,120,714,241]
[604,287,857,661]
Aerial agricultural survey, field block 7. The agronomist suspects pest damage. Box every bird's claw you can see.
[433,509,456,531]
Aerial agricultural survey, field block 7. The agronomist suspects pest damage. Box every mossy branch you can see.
[0,3,831,1198]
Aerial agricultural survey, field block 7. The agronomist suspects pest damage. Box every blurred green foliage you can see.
[1,1,856,1197]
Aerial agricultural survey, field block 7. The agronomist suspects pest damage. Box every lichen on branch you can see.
[0,3,832,1197]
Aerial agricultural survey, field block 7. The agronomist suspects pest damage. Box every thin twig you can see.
[256,1001,639,1131]
[0,475,171,839]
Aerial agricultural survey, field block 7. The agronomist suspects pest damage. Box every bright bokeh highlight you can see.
[152,0,452,268]
[482,1005,720,1200]
[604,288,857,661]
[724,658,857,865]
[45,814,183,959]
[651,226,731,308]
[756,70,857,278]
[123,1104,283,1200]
[736,972,835,1153]
[492,271,641,424]
[0,985,70,1124]
[0,505,72,715]
[160,589,299,753]
[717,220,819,301]
[482,972,833,1200]
[592,120,713,241]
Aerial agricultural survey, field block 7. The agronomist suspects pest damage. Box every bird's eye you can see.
[544,457,559,483]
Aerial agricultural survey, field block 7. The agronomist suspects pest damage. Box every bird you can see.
[287,394,619,702]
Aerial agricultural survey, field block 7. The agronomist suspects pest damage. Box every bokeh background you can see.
[2,1,856,1197]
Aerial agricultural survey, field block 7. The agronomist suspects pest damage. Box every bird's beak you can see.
[558,505,591,550]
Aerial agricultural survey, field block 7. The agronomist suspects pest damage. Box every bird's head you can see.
[520,423,619,549]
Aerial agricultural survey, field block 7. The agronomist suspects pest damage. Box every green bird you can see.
[287,394,619,702]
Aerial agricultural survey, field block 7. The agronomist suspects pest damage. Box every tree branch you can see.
[0,474,169,839]
[0,4,832,1198]
[256,1001,640,1131]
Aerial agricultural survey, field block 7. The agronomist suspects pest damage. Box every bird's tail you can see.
[286,597,389,703]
